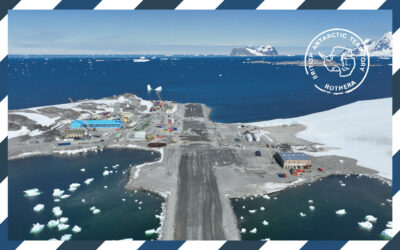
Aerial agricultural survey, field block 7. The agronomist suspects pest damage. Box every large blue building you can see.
[71,120,123,129]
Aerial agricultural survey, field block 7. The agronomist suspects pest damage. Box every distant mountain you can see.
[230,45,278,56]
[353,32,392,57]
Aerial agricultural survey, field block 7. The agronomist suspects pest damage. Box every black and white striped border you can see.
[0,0,399,249]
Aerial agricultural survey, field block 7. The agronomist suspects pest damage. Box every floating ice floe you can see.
[241,228,246,233]
[340,183,346,187]
[250,197,254,200]
[61,194,71,199]
[30,223,45,234]
[53,189,65,197]
[365,215,377,223]
[262,220,269,226]
[135,199,138,203]
[104,186,108,189]
[90,206,96,211]
[263,195,270,200]
[386,199,392,203]
[69,183,80,192]
[240,216,244,220]
[58,223,70,231]
[242,206,246,209]
[60,217,68,223]
[308,200,313,204]
[260,207,265,211]
[336,209,347,216]
[112,164,119,169]
[273,197,278,200]
[80,168,85,172]
[299,212,306,217]
[103,170,110,176]
[24,188,41,197]
[52,207,62,217]
[93,209,101,214]
[122,199,126,202]
[386,221,393,228]
[60,234,72,241]
[139,201,143,205]
[145,229,156,236]
[47,220,59,228]
[54,199,60,203]
[33,204,45,212]
[249,210,257,214]
[309,206,315,211]
[84,178,94,185]
[358,221,373,230]
[72,225,82,233]
[380,228,394,239]
[138,207,142,210]
[249,228,257,234]
[82,199,86,203]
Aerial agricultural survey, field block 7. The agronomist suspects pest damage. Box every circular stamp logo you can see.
[304,28,370,95]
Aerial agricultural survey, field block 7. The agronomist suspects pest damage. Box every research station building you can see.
[71,120,123,129]
[275,152,311,169]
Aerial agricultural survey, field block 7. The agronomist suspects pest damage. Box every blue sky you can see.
[8,10,391,55]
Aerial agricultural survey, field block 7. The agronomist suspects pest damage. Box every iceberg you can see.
[299,212,306,217]
[52,207,62,217]
[47,220,59,228]
[263,194,270,200]
[386,221,393,228]
[380,228,394,239]
[69,187,77,192]
[24,188,41,197]
[60,234,72,241]
[274,197,278,200]
[33,204,45,212]
[365,215,378,223]
[336,209,347,216]
[145,229,157,236]
[30,223,45,234]
[341,183,346,187]
[104,186,108,189]
[93,209,101,214]
[90,206,96,211]
[82,199,86,203]
[60,217,68,223]
[240,216,244,220]
[112,164,119,169]
[53,189,65,197]
[242,206,246,209]
[241,228,246,233]
[308,200,313,204]
[69,183,80,192]
[262,220,269,226]
[249,228,257,234]
[58,223,70,231]
[309,206,315,211]
[249,210,257,214]
[103,170,110,176]
[60,194,71,199]
[260,207,265,211]
[54,199,60,203]
[358,221,373,230]
[84,178,94,185]
[80,168,85,172]
[72,225,82,233]
[139,201,143,205]
[122,198,126,202]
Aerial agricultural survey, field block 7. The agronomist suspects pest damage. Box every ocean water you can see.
[8,56,392,123]
[8,149,164,240]
[231,175,392,240]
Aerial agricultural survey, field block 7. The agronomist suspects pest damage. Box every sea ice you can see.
[139,207,142,210]
[299,212,306,217]
[386,199,392,203]
[93,209,101,214]
[69,183,80,191]
[47,220,59,228]
[139,201,143,205]
[104,186,108,189]
[308,200,313,204]
[90,206,96,211]
[358,221,373,230]
[24,188,41,197]
[309,206,315,211]
[60,234,72,241]
[249,210,257,214]
[380,228,394,239]
[386,221,393,228]
[263,195,270,200]
[60,217,68,223]
[241,228,246,233]
[72,225,82,233]
[84,178,94,185]
[262,220,269,226]
[82,199,86,203]
[69,187,77,192]
[30,223,45,234]
[33,204,45,212]
[103,170,110,176]
[112,164,119,169]
[58,223,70,231]
[54,199,60,203]
[122,199,126,202]
[336,209,347,216]
[240,216,244,220]
[274,197,278,200]
[260,207,265,211]
[53,189,65,197]
[340,183,346,187]
[249,228,257,234]
[60,194,71,199]
[145,229,156,236]
[242,206,246,209]
[52,207,62,217]
[365,215,377,223]
[80,168,85,172]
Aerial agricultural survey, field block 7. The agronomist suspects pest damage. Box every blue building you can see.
[71,120,123,129]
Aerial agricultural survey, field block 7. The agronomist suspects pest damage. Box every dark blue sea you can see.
[8,56,392,123]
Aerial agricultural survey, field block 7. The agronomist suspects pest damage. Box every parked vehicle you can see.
[255,150,261,156]
[318,168,323,172]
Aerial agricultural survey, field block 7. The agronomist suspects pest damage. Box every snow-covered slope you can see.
[354,32,392,57]
[230,45,278,56]
[249,98,392,179]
